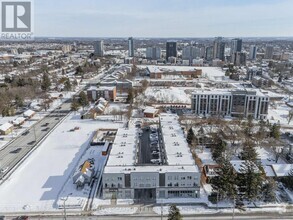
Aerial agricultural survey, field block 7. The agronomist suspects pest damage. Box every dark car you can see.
[41,127,50,132]
[10,148,22,154]
[22,130,30,136]
[41,122,49,127]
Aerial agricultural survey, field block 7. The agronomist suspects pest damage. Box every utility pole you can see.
[33,125,37,142]
[61,193,72,220]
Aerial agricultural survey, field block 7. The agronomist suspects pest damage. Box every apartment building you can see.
[87,86,116,101]
[102,114,200,200]
[191,89,269,120]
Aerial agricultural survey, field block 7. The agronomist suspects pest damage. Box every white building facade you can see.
[191,89,269,120]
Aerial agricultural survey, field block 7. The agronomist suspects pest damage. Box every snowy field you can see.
[143,87,191,104]
[0,113,123,213]
[268,102,292,126]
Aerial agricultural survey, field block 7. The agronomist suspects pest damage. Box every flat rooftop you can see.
[104,114,198,174]
[104,165,198,174]
[192,89,268,97]
[106,127,138,167]
[160,114,195,166]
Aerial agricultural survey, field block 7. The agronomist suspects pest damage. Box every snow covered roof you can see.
[106,128,138,167]
[23,109,35,117]
[160,114,195,166]
[192,89,268,97]
[144,107,158,114]
[12,117,26,125]
[87,86,98,91]
[0,122,13,131]
[147,65,200,73]
[264,165,275,177]
[230,160,260,174]
[104,165,198,174]
[271,164,293,177]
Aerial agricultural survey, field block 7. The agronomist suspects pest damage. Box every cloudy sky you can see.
[35,0,293,38]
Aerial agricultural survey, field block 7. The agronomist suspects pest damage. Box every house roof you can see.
[23,109,35,117]
[81,161,91,174]
[12,117,26,125]
[144,108,158,114]
[230,160,260,174]
[0,122,13,131]
[271,164,293,177]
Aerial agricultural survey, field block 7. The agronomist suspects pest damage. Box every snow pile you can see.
[153,205,217,215]
[94,207,138,215]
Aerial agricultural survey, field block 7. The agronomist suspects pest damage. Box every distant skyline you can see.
[35,0,293,38]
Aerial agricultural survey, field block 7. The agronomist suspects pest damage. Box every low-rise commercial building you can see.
[147,66,202,79]
[87,86,116,101]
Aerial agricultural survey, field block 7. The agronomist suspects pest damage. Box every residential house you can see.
[0,123,14,135]
[73,160,95,189]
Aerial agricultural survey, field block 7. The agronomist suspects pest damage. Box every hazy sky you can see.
[35,0,293,38]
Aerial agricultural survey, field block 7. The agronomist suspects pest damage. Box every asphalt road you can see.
[138,128,152,164]
[5,212,293,220]
[0,101,71,181]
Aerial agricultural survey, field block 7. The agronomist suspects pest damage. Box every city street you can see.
[0,101,71,182]
[4,212,293,220]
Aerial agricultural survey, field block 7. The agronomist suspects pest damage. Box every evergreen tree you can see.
[41,73,51,92]
[241,140,258,162]
[126,88,134,104]
[75,66,83,75]
[262,178,276,203]
[244,115,254,137]
[280,169,293,190]
[78,91,89,109]
[211,140,227,163]
[237,160,262,202]
[255,119,267,145]
[64,79,72,91]
[270,123,280,140]
[211,156,237,201]
[15,95,23,108]
[167,204,182,220]
[186,127,195,145]
[71,100,80,113]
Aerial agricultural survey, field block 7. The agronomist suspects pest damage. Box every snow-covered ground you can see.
[94,207,138,215]
[143,87,191,104]
[153,205,217,215]
[256,147,286,166]
[0,113,123,213]
[57,144,108,210]
[268,102,292,126]
[153,204,286,215]
[0,92,75,150]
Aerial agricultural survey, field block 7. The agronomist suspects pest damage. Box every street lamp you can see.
[61,193,72,220]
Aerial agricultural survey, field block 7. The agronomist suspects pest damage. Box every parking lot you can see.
[138,125,166,165]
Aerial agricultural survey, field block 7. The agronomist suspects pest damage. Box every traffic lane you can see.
[0,103,71,175]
